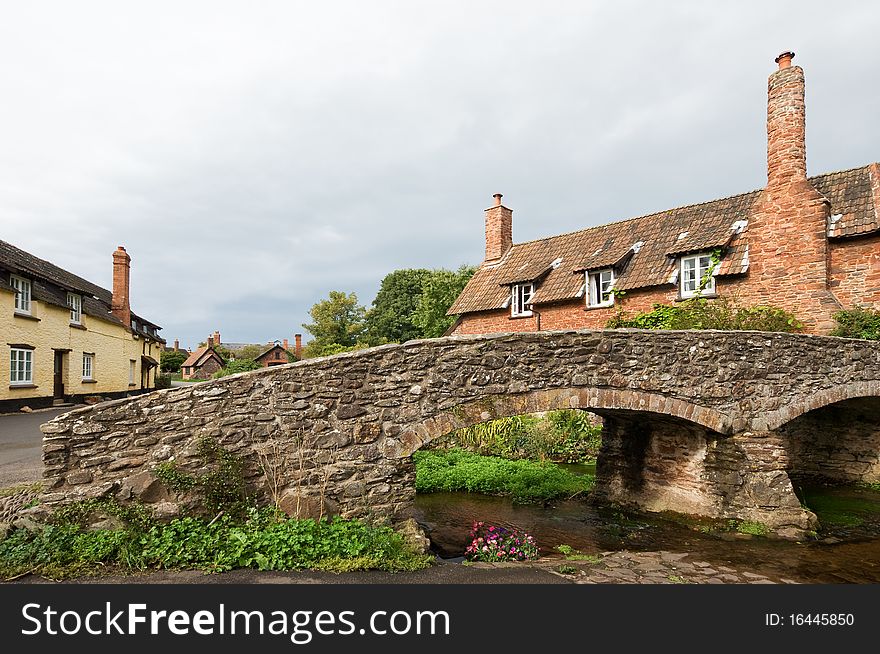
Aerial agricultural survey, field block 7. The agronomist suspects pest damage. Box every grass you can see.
[556,544,601,563]
[734,520,769,536]
[414,449,594,503]
[800,487,880,528]
[0,482,42,498]
[0,503,432,580]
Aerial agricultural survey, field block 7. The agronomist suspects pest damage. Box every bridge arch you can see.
[755,380,880,432]
[388,387,732,459]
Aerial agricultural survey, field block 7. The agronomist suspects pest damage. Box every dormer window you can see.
[11,275,31,314]
[680,253,716,298]
[587,269,615,307]
[511,283,534,317]
[67,292,82,324]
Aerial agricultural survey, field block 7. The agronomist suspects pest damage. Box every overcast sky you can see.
[1,1,878,349]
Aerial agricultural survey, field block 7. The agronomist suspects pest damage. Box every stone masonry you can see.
[39,330,880,536]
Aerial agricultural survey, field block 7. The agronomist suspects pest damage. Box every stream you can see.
[413,463,880,583]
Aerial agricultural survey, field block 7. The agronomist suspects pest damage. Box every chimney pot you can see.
[775,51,795,69]
[493,193,503,206]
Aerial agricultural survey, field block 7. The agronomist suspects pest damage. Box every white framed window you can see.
[67,292,82,324]
[11,275,31,314]
[82,353,94,380]
[511,283,534,317]
[129,360,136,385]
[587,268,615,307]
[680,253,716,298]
[10,348,33,385]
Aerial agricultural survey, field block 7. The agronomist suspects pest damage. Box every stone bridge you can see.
[40,330,880,537]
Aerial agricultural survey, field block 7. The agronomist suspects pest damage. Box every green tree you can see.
[302,291,367,350]
[213,358,262,378]
[160,350,188,373]
[364,269,431,344]
[235,344,266,360]
[413,265,476,338]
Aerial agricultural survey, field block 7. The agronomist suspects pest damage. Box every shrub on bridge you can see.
[831,307,880,340]
[605,297,803,332]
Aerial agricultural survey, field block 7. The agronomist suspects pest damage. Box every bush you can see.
[0,505,432,579]
[439,410,601,463]
[413,449,594,502]
[832,307,880,340]
[154,373,172,390]
[606,297,803,332]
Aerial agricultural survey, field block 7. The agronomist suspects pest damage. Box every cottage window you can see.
[10,348,33,385]
[67,293,82,324]
[11,275,31,314]
[511,283,534,317]
[680,253,716,298]
[82,353,94,381]
[587,269,615,307]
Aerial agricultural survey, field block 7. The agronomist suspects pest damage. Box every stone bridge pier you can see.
[39,330,880,539]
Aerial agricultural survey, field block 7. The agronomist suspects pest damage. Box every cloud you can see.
[1,1,878,348]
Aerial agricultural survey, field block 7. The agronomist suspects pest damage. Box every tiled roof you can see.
[0,239,163,338]
[822,165,879,238]
[181,347,222,368]
[448,165,879,315]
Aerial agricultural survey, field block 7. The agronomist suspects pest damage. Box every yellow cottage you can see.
[0,240,164,412]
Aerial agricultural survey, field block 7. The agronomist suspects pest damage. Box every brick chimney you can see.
[767,51,807,186]
[484,193,513,263]
[748,51,836,333]
[282,338,289,350]
[207,335,214,348]
[174,339,180,351]
[111,246,131,328]
[213,330,220,345]
[294,334,302,359]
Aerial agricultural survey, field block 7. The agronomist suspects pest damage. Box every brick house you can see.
[447,53,880,336]
[0,241,164,412]
[180,335,225,380]
[254,341,294,368]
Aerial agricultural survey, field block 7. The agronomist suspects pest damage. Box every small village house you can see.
[0,241,164,412]
[448,53,880,335]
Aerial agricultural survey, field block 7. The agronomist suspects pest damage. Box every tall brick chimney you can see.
[484,193,513,263]
[111,246,131,328]
[767,51,807,186]
[294,334,302,359]
[748,51,836,333]
[213,330,220,345]
[283,338,289,350]
[207,335,214,348]
[174,339,180,351]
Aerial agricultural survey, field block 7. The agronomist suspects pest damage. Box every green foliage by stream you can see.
[414,449,594,502]
[440,410,602,463]
[0,504,431,580]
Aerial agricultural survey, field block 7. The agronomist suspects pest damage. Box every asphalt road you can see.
[0,407,80,488]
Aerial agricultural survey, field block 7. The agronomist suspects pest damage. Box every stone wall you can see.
[39,330,880,531]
